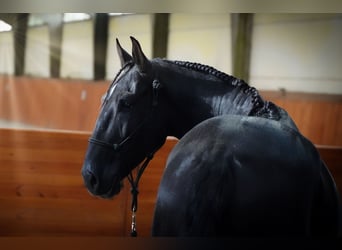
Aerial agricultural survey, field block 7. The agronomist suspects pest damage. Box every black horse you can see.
[82,37,341,237]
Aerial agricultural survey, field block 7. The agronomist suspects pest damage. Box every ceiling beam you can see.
[152,13,170,59]
[44,14,64,78]
[93,13,109,80]
[13,14,29,76]
[231,13,253,83]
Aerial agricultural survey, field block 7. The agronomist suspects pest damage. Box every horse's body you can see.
[81,37,341,238]
[153,115,340,237]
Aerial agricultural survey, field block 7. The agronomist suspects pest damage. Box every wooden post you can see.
[47,14,63,78]
[231,13,253,82]
[152,13,170,59]
[93,13,109,80]
[13,13,29,76]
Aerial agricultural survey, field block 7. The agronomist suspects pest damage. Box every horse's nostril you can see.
[89,172,97,188]
[85,170,98,189]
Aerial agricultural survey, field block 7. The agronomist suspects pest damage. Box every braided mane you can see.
[172,60,235,83]
[166,60,269,116]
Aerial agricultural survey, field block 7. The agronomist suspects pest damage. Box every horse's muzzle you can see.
[81,167,122,199]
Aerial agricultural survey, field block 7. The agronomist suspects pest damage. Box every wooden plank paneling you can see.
[0,76,341,146]
[0,76,108,131]
[0,129,178,236]
[0,129,340,236]
[0,129,129,236]
[261,91,342,146]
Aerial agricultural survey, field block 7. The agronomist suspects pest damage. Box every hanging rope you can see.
[127,152,155,237]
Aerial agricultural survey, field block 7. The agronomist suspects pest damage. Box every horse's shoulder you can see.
[175,114,301,145]
[169,115,319,168]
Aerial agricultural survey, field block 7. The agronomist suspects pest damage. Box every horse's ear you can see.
[130,36,151,73]
[116,38,132,67]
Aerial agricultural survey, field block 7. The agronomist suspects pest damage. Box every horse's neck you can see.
[156,60,264,138]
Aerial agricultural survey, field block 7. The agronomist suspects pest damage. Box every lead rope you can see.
[127,152,155,237]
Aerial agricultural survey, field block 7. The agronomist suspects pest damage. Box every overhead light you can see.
[109,13,132,16]
[63,13,91,23]
[0,20,12,32]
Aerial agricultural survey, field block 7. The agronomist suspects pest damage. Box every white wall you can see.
[0,14,341,94]
[106,13,233,80]
[25,25,50,77]
[106,14,153,80]
[60,20,93,79]
[168,13,232,74]
[250,13,342,94]
[0,31,14,74]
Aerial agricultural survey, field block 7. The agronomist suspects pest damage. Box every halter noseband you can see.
[88,79,162,237]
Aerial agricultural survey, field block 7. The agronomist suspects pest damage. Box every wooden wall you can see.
[262,91,342,146]
[0,75,341,146]
[0,129,341,236]
[0,128,178,236]
[0,75,107,131]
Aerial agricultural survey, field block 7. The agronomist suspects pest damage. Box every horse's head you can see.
[82,37,167,199]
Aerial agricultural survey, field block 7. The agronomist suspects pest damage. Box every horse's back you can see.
[152,115,340,237]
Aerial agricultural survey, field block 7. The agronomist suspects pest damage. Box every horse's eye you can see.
[119,98,132,109]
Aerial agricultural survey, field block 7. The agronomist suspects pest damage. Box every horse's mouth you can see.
[98,181,124,199]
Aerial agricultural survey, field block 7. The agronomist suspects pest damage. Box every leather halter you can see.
[88,79,162,237]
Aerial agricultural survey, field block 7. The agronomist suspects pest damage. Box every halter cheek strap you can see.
[126,79,161,237]
[152,79,161,106]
